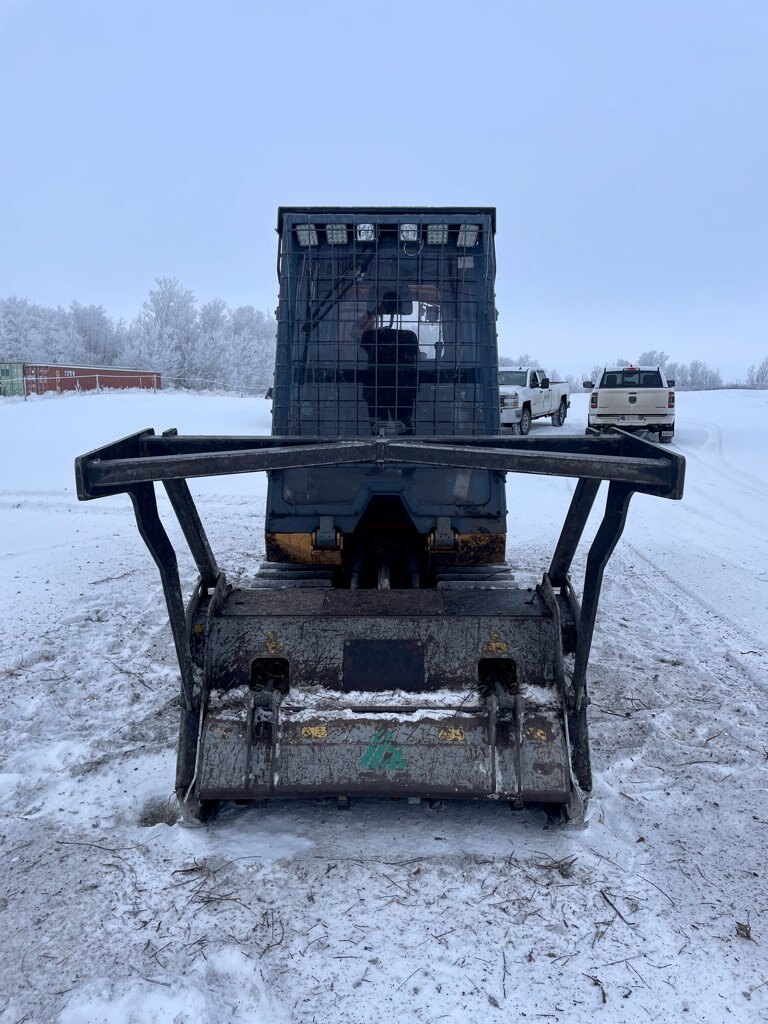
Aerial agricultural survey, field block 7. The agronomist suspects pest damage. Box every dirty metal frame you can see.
[75,428,684,802]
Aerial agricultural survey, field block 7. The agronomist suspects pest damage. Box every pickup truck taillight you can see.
[590,391,598,409]
[668,391,675,408]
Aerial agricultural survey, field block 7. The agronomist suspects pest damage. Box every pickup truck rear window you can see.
[498,371,527,386]
[600,370,663,388]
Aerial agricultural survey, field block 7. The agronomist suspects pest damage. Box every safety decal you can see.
[485,630,508,654]
[301,725,328,739]
[437,727,465,742]
[359,729,408,773]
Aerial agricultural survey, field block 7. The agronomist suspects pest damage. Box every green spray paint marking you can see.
[359,729,408,774]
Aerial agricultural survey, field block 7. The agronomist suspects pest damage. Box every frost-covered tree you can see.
[687,360,722,390]
[0,284,275,393]
[686,360,706,387]
[637,349,669,368]
[193,298,229,387]
[2,298,75,364]
[67,302,119,366]
[129,278,199,386]
[224,305,276,391]
[498,353,539,367]
[746,356,768,388]
[41,307,73,364]
[0,297,42,361]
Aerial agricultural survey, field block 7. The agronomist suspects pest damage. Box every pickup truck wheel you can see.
[519,407,531,435]
[551,401,567,427]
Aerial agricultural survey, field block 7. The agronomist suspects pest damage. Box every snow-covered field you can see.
[1,388,767,1024]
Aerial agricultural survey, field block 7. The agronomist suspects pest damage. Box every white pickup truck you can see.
[498,368,570,434]
[583,366,675,442]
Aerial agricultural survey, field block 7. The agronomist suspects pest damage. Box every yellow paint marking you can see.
[265,630,285,655]
[301,725,328,739]
[438,727,466,742]
[524,725,550,742]
[485,630,508,654]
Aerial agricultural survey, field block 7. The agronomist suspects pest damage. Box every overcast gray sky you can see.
[1,0,766,379]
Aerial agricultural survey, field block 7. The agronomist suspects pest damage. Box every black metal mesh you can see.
[273,213,498,438]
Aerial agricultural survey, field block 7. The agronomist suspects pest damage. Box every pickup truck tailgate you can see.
[597,388,669,417]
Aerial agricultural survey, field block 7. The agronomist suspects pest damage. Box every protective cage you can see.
[75,429,685,822]
[266,208,508,569]
[273,207,499,439]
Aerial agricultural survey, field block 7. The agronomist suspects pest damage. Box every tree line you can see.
[0,278,276,392]
[500,349,768,390]
[2,288,766,393]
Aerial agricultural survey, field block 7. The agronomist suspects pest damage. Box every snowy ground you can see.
[1,388,767,1024]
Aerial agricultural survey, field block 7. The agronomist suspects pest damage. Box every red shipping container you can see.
[23,364,161,396]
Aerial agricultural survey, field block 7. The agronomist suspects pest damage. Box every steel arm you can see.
[76,429,685,501]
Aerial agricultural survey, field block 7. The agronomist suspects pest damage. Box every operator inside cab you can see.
[356,287,419,435]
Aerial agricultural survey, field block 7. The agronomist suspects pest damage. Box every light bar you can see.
[356,223,376,242]
[457,224,480,247]
[400,223,419,242]
[296,224,319,247]
[426,224,449,245]
[325,224,348,245]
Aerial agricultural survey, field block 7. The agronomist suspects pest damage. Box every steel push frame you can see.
[75,427,684,813]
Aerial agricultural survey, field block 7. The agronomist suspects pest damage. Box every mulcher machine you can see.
[76,208,685,822]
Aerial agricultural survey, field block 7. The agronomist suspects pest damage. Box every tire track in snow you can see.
[620,538,767,660]
[680,416,768,500]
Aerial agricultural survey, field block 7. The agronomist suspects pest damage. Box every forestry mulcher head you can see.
[75,208,685,823]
